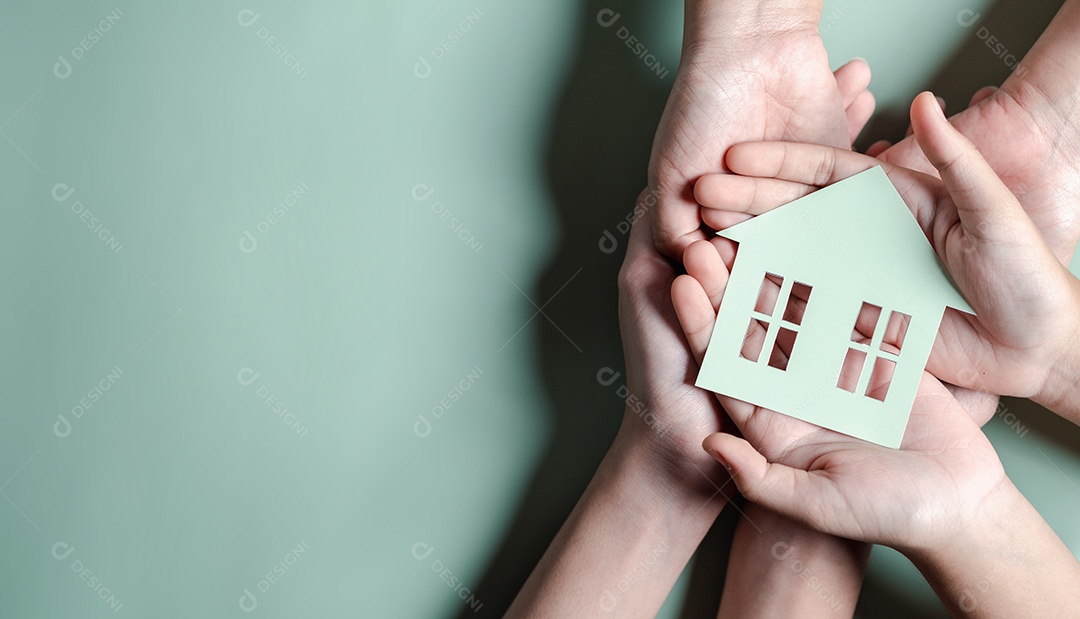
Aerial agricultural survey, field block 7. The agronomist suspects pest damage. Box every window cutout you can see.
[782,282,813,326]
[851,302,882,343]
[883,311,911,352]
[740,318,769,363]
[754,273,784,315]
[836,348,866,393]
[768,328,798,371]
[865,357,897,402]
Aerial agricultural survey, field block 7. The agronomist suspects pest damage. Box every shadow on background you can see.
[463,0,1077,617]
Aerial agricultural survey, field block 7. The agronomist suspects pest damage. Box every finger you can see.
[865,140,892,157]
[726,142,881,187]
[725,141,943,241]
[969,85,998,107]
[672,275,716,366]
[909,91,1034,243]
[702,208,753,232]
[695,174,817,214]
[651,188,708,261]
[683,239,730,311]
[702,433,840,532]
[708,236,738,271]
[846,89,876,144]
[902,94,946,137]
[833,58,872,108]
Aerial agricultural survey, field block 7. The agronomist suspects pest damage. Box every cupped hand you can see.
[875,71,1080,264]
[649,22,874,259]
[671,230,1006,550]
[615,191,729,487]
[693,92,1080,399]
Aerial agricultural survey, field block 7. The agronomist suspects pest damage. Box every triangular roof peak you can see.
[717,166,973,314]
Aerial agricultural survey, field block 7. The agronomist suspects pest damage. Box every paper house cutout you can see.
[695,167,973,449]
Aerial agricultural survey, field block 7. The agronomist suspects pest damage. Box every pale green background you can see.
[2,1,1077,617]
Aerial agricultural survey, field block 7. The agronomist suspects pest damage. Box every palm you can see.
[753,373,1006,548]
[617,197,727,481]
[880,164,1071,395]
[649,30,851,257]
[672,237,1005,546]
[881,83,1080,263]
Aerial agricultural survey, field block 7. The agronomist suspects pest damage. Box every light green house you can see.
[696,167,973,448]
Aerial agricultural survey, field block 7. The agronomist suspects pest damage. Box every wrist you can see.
[609,418,728,519]
[904,476,1018,570]
[903,478,1079,618]
[1032,275,1080,416]
[683,0,823,48]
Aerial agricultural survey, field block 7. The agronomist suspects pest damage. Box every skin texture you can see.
[510,3,880,613]
[508,201,870,618]
[649,0,856,260]
[515,1,1080,616]
[875,0,1080,264]
[694,93,1080,405]
[671,91,1080,619]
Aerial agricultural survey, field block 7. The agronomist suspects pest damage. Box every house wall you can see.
[700,246,945,448]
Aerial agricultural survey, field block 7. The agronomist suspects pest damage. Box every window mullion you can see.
[760,278,794,365]
[854,308,892,396]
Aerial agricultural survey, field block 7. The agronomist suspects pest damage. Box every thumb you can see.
[702,433,835,532]
[909,91,1033,244]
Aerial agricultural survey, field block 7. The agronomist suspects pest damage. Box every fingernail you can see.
[932,94,947,119]
[706,447,732,472]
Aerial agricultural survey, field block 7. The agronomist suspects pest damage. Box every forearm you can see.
[1033,277,1080,425]
[1009,0,1080,105]
[718,504,868,619]
[682,0,823,48]
[907,479,1080,618]
[507,421,727,618]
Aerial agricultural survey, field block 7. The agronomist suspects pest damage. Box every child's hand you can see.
[691,91,1080,400]
[671,235,1080,619]
[671,236,1003,548]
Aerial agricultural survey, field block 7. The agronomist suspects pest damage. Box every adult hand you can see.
[670,224,1079,619]
[649,0,874,259]
[692,92,1080,401]
[872,0,1080,263]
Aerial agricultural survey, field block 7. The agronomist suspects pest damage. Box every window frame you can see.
[746,273,812,371]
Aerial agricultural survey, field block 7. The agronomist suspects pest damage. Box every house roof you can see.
[717,166,973,314]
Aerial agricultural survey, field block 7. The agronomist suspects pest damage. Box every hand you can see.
[616,190,728,492]
[649,3,874,259]
[669,208,1080,619]
[692,92,1080,400]
[623,197,869,619]
[870,8,1080,265]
